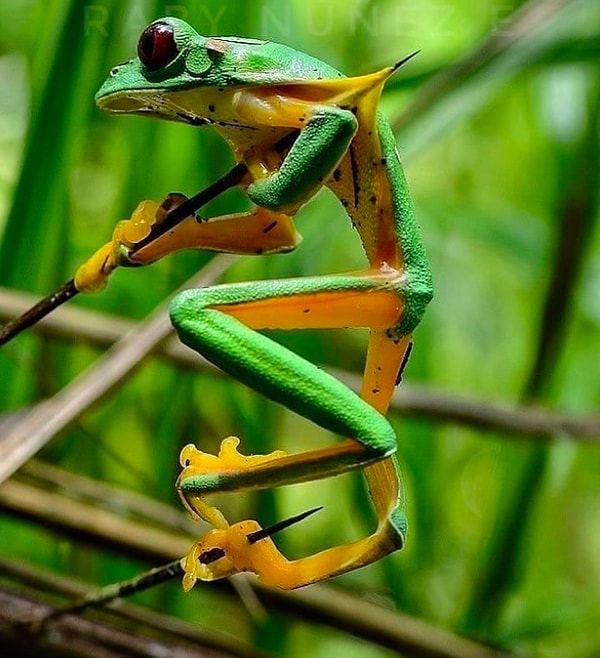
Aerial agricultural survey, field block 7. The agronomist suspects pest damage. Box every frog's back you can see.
[203,37,345,86]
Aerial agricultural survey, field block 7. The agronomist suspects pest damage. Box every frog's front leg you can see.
[233,90,358,211]
[74,193,301,293]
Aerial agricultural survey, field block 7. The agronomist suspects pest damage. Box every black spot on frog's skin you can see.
[395,341,413,385]
[341,199,349,208]
[372,388,380,395]
[263,220,278,234]
[304,308,310,313]
[185,458,191,466]
[208,104,215,112]
[333,168,342,182]
[380,157,387,166]
[370,195,377,205]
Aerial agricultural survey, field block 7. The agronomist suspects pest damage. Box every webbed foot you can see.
[74,199,163,292]
[177,437,287,528]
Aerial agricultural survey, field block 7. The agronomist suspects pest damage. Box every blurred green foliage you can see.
[0,0,599,656]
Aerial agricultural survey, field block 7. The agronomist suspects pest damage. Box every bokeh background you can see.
[0,1,599,657]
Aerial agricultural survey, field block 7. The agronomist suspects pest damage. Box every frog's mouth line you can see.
[97,91,184,115]
[96,92,260,131]
[96,92,212,126]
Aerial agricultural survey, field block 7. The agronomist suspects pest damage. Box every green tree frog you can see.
[83,17,433,590]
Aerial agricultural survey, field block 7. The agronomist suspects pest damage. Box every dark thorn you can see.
[392,50,420,72]
[246,506,323,544]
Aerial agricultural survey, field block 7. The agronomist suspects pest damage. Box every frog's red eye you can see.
[137,21,179,71]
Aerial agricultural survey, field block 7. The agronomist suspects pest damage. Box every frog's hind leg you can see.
[171,269,411,588]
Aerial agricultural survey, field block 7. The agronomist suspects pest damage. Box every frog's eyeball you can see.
[138,21,179,71]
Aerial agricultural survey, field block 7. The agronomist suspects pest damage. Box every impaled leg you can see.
[170,268,412,589]
[74,193,301,293]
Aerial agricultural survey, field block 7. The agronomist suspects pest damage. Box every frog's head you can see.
[95,18,241,119]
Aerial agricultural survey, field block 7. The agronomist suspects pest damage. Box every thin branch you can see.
[0,477,517,658]
[0,255,235,485]
[0,559,270,658]
[0,587,250,658]
[1,286,597,442]
[0,279,79,347]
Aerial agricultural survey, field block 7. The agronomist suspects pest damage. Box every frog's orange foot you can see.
[179,436,287,475]
[176,437,287,527]
[180,526,237,592]
[179,519,281,592]
[74,199,162,293]
[179,513,330,592]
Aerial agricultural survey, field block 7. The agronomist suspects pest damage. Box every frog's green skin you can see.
[95,17,432,589]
